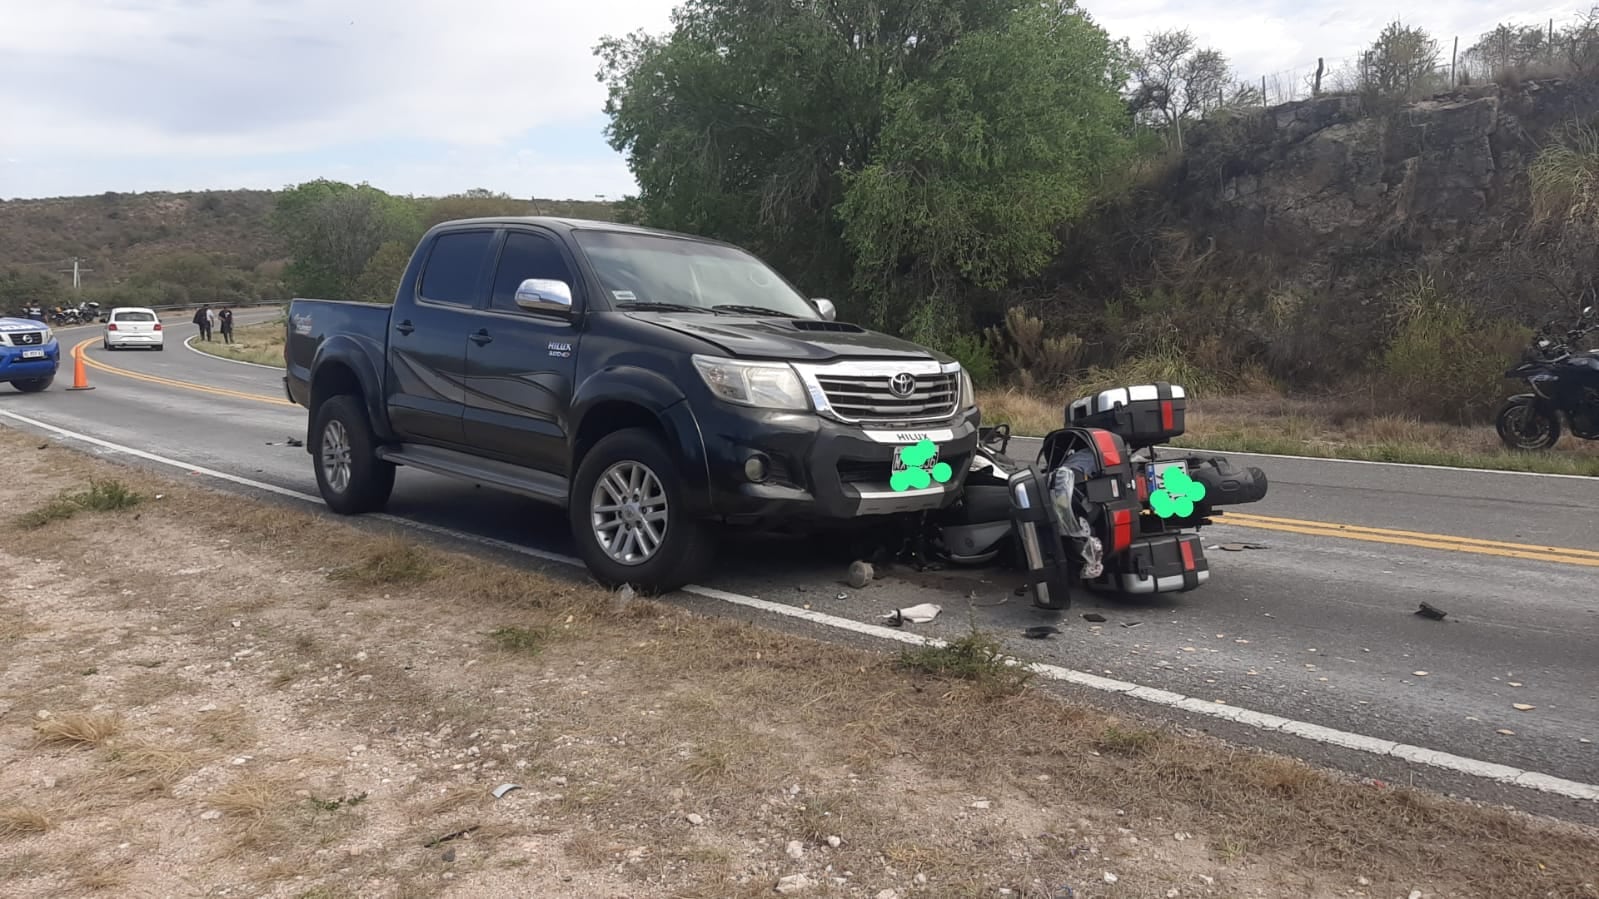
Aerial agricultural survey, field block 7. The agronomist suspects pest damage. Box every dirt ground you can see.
[1,427,1597,899]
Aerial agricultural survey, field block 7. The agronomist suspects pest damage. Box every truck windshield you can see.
[573,230,818,318]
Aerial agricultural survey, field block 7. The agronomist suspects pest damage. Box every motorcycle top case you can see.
[1066,383,1187,447]
[1116,533,1209,594]
[1036,427,1143,557]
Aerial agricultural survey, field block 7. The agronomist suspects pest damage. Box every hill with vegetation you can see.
[0,188,625,314]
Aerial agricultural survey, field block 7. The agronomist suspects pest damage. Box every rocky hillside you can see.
[1027,76,1599,419]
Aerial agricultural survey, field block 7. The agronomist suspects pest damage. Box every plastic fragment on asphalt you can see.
[1415,602,1447,621]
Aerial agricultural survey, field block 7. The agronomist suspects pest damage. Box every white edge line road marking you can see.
[1006,436,1598,481]
[183,324,288,371]
[2,406,1596,805]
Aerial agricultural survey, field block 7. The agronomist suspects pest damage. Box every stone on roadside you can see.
[775,873,814,894]
[786,839,805,860]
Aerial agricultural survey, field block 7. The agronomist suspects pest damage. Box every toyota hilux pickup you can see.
[0,317,61,393]
[284,216,980,593]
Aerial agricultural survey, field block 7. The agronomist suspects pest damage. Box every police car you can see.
[0,317,61,393]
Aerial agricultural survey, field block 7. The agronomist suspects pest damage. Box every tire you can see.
[1495,397,1561,451]
[568,427,715,595]
[102,340,110,351]
[310,394,396,514]
[154,344,164,352]
[12,376,53,393]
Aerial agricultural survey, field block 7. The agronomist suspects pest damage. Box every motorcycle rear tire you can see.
[1495,397,1561,450]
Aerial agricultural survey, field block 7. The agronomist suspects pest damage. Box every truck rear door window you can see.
[420,230,494,306]
[489,232,577,313]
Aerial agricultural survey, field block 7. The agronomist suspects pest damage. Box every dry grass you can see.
[33,712,123,748]
[192,317,288,367]
[0,806,51,839]
[0,426,1596,899]
[978,386,1599,475]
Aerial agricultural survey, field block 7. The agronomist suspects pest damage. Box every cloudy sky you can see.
[0,0,1579,201]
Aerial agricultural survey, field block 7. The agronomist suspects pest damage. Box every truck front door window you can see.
[490,232,577,314]
[420,230,494,306]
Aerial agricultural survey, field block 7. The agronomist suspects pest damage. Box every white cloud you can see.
[0,0,674,160]
[0,0,1587,199]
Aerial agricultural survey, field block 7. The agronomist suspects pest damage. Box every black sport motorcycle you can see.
[927,383,1268,610]
[1495,305,1599,450]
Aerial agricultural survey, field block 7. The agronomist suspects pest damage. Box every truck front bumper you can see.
[0,345,61,381]
[697,403,981,524]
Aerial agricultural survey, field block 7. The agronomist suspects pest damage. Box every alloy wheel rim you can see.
[590,460,669,566]
[321,420,353,494]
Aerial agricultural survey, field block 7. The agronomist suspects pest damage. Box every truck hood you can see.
[623,312,949,363]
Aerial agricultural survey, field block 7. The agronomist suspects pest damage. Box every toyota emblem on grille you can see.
[889,372,917,398]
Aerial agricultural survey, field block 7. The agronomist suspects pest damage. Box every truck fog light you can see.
[744,454,770,483]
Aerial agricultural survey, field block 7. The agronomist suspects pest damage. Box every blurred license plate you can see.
[1150,459,1187,489]
[21,350,45,359]
[891,444,939,472]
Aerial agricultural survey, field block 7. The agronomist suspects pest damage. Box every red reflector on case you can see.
[1112,509,1132,552]
[1090,429,1122,467]
[1161,400,1174,430]
[1179,538,1195,571]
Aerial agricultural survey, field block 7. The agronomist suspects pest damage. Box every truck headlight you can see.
[959,368,976,410]
[691,355,810,411]
[41,328,54,345]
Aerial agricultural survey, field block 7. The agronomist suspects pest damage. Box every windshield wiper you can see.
[614,301,717,314]
[711,304,797,318]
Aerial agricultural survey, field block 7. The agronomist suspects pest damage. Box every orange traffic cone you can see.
[67,344,95,391]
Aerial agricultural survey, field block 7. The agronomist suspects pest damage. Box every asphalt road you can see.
[5,314,1598,818]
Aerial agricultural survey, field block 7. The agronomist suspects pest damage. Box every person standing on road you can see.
[193,305,212,341]
[219,307,234,344]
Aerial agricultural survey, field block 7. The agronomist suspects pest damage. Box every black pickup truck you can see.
[284,216,980,593]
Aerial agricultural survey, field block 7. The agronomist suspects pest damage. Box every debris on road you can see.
[1413,671,1429,677]
[1415,602,1448,621]
[1121,621,1143,629]
[1082,613,1107,623]
[835,592,849,600]
[1496,729,1516,736]
[1513,703,1535,711]
[846,560,874,589]
[286,436,303,447]
[491,783,520,799]
[1023,625,1061,639]
[612,583,636,614]
[882,603,941,626]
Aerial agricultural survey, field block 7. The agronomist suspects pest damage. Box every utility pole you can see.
[58,257,93,290]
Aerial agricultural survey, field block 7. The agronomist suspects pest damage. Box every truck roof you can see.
[430,216,735,247]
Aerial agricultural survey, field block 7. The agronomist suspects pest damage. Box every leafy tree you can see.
[272,179,422,299]
[1356,22,1442,102]
[1127,29,1249,149]
[351,240,416,303]
[0,267,65,315]
[595,0,1131,335]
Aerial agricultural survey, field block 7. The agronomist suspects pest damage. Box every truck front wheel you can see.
[311,394,396,514]
[569,427,715,595]
[11,376,53,393]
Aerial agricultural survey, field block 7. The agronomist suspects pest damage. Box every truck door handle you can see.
[470,329,493,346]
[395,320,415,336]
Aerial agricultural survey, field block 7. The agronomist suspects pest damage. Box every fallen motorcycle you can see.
[1494,305,1599,451]
[929,383,1268,610]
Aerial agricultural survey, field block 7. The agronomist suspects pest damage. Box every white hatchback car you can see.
[103,307,165,351]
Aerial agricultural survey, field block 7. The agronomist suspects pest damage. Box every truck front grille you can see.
[814,371,959,423]
[11,332,44,346]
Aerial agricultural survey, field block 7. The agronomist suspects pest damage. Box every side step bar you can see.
[376,444,569,508]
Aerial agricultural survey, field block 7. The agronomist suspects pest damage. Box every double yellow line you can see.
[70,337,1599,568]
[72,338,296,407]
[1222,511,1599,568]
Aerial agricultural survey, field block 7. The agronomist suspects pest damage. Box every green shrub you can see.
[1376,275,1528,423]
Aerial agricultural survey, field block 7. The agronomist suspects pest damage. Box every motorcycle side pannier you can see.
[1114,533,1209,594]
[1066,383,1187,447]
[1036,427,1143,558]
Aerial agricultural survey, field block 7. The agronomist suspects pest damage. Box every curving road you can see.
[4,313,1597,821]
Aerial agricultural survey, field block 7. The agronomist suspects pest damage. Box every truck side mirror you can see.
[514,278,574,316]
[812,298,837,321]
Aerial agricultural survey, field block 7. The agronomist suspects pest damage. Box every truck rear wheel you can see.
[569,427,714,595]
[311,394,395,514]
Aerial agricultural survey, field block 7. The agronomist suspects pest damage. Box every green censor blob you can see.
[1150,467,1207,518]
[890,439,953,492]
